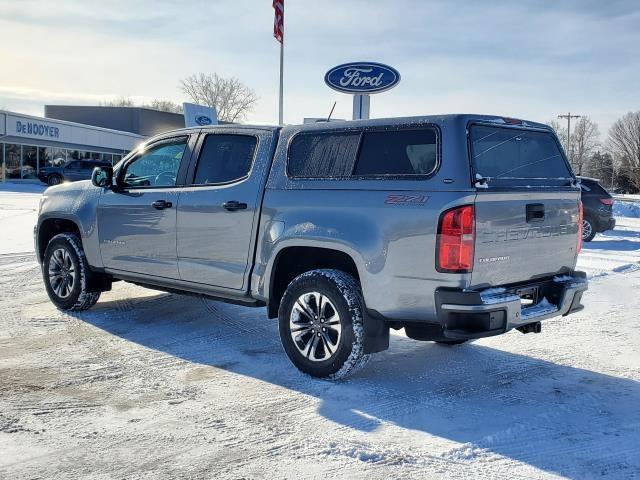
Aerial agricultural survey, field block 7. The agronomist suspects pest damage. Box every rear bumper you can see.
[598,216,616,232]
[433,272,588,340]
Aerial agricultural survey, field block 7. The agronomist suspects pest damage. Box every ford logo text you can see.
[195,115,213,126]
[324,62,401,94]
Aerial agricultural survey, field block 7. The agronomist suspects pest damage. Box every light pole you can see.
[558,112,581,166]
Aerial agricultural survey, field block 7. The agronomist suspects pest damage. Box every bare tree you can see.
[571,117,600,175]
[608,111,640,189]
[145,99,183,114]
[180,73,258,122]
[548,117,599,174]
[547,119,568,149]
[101,97,136,107]
[100,97,183,114]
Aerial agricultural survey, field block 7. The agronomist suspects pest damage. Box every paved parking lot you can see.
[1,185,639,479]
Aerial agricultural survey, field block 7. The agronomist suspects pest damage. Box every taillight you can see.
[599,198,614,206]
[577,201,584,253]
[436,205,475,273]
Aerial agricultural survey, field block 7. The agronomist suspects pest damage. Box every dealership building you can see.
[0,106,186,181]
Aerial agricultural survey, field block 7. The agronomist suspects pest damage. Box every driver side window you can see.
[121,138,187,188]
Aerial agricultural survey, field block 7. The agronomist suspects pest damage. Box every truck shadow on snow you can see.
[74,293,640,478]
[583,238,640,251]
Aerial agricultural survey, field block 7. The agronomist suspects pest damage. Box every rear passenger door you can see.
[176,129,277,290]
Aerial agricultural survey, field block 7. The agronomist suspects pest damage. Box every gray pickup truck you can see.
[35,114,588,378]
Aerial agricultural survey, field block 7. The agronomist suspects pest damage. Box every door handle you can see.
[526,203,545,222]
[223,200,248,211]
[151,200,172,210]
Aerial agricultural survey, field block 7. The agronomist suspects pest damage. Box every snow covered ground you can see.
[0,183,638,479]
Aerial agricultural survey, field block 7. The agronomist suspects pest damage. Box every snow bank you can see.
[614,200,640,218]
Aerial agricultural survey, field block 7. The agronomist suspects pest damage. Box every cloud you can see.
[0,0,638,137]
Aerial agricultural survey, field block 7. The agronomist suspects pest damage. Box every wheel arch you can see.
[37,217,82,263]
[266,245,362,319]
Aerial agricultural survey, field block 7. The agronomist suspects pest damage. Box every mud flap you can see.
[363,311,390,354]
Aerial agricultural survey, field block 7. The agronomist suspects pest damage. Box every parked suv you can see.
[35,115,588,378]
[578,177,615,242]
[38,160,111,186]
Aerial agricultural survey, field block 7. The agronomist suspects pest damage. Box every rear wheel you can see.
[42,233,100,311]
[278,269,369,379]
[47,174,62,186]
[582,218,596,242]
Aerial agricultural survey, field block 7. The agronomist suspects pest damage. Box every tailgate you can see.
[469,122,580,287]
[472,190,580,287]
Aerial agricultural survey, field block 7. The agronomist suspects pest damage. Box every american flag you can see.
[273,0,284,44]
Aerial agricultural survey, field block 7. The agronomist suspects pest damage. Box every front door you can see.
[177,130,274,290]
[98,136,192,279]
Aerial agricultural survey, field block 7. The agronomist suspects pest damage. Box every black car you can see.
[38,160,111,186]
[579,177,615,242]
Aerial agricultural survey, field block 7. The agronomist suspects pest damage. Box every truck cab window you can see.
[121,139,187,188]
[193,134,257,185]
[354,128,438,176]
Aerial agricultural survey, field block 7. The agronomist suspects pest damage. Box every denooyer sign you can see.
[324,62,401,94]
[15,120,60,138]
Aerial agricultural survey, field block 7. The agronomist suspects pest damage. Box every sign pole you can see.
[279,41,284,126]
[352,94,370,120]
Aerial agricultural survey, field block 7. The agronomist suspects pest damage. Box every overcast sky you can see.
[1,0,638,136]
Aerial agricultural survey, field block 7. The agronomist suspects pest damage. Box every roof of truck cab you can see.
[288,114,551,131]
[155,114,551,139]
[159,124,281,136]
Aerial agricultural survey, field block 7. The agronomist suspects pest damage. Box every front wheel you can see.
[278,269,370,379]
[582,218,596,242]
[42,233,100,311]
[47,174,62,186]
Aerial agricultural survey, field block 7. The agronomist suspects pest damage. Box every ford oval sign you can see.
[324,62,400,94]
[195,115,213,126]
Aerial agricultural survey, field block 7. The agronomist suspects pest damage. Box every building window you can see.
[38,147,51,171]
[101,153,113,164]
[22,145,38,179]
[51,148,69,166]
[5,144,21,179]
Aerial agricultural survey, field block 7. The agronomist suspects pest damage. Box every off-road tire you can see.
[47,174,62,186]
[278,269,370,379]
[42,233,100,311]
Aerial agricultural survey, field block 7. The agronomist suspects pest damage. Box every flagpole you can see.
[278,40,284,125]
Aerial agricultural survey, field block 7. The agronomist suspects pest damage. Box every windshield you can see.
[470,125,573,187]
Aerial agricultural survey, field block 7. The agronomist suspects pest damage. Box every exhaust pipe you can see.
[517,322,542,334]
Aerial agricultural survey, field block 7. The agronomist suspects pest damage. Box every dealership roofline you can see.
[45,104,183,117]
[0,109,144,139]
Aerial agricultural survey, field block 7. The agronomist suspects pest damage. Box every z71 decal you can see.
[385,194,428,205]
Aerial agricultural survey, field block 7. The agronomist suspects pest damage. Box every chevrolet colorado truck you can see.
[35,115,588,378]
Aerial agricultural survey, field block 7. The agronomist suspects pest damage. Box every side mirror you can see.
[91,166,113,188]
